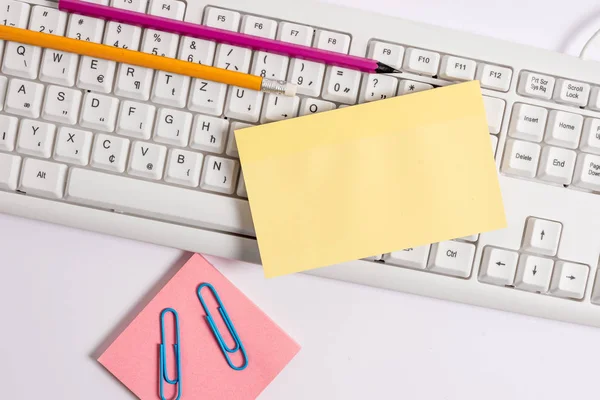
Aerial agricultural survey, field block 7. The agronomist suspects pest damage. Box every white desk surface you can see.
[2,0,600,399]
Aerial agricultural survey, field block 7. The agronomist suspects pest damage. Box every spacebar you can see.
[66,168,255,236]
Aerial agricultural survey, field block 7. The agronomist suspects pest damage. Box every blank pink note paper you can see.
[98,254,300,399]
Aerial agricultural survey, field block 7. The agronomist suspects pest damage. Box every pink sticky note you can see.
[98,254,300,399]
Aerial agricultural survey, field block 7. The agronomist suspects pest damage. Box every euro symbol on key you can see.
[97,75,104,83]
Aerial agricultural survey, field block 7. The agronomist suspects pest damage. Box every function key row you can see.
[518,70,600,111]
[368,41,513,92]
[203,7,351,54]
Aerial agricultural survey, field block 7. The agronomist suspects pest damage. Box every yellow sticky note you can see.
[236,81,506,278]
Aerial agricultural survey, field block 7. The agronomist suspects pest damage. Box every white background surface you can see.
[2,0,600,399]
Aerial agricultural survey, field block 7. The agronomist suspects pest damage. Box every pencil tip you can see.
[375,61,401,74]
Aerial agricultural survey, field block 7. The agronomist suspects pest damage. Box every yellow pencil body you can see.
[0,25,264,91]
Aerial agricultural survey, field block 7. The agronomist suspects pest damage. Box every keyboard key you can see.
[149,72,189,109]
[128,141,167,180]
[553,79,590,107]
[251,52,289,80]
[226,121,252,158]
[80,93,119,132]
[397,80,433,95]
[581,118,600,155]
[240,15,277,39]
[224,87,263,123]
[164,148,203,187]
[476,63,512,92]
[19,158,67,199]
[214,44,252,73]
[2,42,41,79]
[53,127,93,165]
[104,21,142,50]
[359,74,398,103]
[298,98,336,116]
[501,139,541,178]
[141,29,180,57]
[550,261,589,300]
[66,14,105,42]
[522,217,562,256]
[427,241,475,277]
[187,79,227,116]
[66,167,254,235]
[40,50,79,86]
[573,152,600,191]
[29,6,67,35]
[322,67,361,104]
[589,87,600,111]
[1,0,31,28]
[261,94,300,123]
[41,86,82,125]
[386,245,431,269]
[77,56,116,93]
[545,110,583,149]
[91,133,130,172]
[153,108,192,146]
[111,0,149,12]
[515,254,554,293]
[0,115,18,151]
[116,101,156,139]
[16,119,56,158]
[0,153,21,191]
[237,171,247,198]
[439,55,476,81]
[200,156,239,194]
[203,7,241,32]
[0,75,7,110]
[490,135,498,157]
[479,247,519,286]
[508,103,547,142]
[190,114,229,153]
[114,64,154,100]
[460,234,479,242]
[276,22,313,46]
[287,59,325,97]
[403,48,440,76]
[147,0,185,19]
[4,79,45,118]
[517,71,554,100]
[482,96,505,134]
[537,146,576,185]
[178,37,216,65]
[367,41,404,70]
[314,30,350,54]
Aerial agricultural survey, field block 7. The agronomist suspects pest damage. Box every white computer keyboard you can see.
[1,0,599,326]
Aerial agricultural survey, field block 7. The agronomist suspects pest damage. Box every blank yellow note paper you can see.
[236,81,506,278]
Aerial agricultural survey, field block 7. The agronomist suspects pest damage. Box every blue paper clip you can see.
[159,308,182,400]
[197,283,248,371]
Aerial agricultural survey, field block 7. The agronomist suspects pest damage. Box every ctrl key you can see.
[427,240,475,278]
[19,158,68,198]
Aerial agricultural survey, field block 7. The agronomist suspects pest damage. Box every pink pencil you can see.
[58,0,399,74]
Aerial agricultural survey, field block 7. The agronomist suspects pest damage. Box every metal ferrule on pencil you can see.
[260,78,298,96]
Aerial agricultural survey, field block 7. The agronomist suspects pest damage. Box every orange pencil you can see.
[0,25,297,96]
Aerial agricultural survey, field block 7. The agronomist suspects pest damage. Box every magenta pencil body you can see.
[59,0,397,73]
